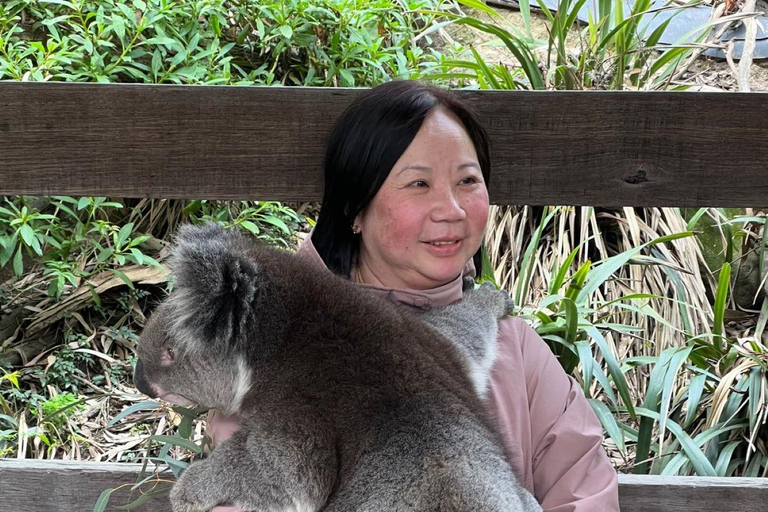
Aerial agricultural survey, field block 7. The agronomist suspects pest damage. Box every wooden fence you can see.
[1,82,767,510]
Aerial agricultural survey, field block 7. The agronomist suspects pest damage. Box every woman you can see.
[209,81,619,511]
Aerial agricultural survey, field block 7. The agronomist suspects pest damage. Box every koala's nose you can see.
[133,359,155,397]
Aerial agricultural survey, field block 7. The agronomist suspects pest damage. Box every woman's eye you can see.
[460,176,478,185]
[410,180,428,188]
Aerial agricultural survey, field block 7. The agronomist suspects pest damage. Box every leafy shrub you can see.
[0,0,447,85]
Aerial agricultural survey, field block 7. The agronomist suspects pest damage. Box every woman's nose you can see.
[430,187,466,222]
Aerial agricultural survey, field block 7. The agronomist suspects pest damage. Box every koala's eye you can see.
[165,347,176,363]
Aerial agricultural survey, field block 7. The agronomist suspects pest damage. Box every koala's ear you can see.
[164,222,261,353]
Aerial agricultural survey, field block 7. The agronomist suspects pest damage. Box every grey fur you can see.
[417,279,513,399]
[133,222,541,512]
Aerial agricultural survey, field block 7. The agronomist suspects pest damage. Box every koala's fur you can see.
[133,222,541,512]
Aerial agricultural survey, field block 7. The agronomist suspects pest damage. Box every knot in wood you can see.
[624,169,649,185]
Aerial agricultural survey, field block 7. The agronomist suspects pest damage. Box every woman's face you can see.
[355,107,490,291]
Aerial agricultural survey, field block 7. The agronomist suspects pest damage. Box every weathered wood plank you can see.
[1,459,766,511]
[618,474,768,511]
[0,459,171,511]
[1,82,767,207]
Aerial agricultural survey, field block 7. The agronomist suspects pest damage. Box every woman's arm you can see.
[206,409,245,512]
[489,318,620,512]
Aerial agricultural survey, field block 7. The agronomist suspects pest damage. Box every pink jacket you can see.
[208,238,620,512]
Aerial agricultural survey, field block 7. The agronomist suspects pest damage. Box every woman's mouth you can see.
[423,239,463,256]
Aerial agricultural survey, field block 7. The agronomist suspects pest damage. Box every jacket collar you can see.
[295,234,475,311]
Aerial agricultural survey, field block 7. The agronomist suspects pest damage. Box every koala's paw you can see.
[465,282,514,318]
[170,475,210,512]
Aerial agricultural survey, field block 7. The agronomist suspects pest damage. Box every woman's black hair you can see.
[311,80,491,280]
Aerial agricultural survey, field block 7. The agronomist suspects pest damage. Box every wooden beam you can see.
[1,459,767,511]
[1,82,767,207]
[617,474,768,511]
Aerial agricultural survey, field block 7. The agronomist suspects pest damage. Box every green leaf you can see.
[97,246,115,263]
[107,401,162,427]
[109,268,135,290]
[19,224,41,254]
[658,346,693,445]
[39,0,76,7]
[93,488,115,512]
[635,407,717,476]
[112,15,126,44]
[279,25,293,39]
[117,222,134,248]
[684,373,706,429]
[456,0,503,17]
[0,413,18,428]
[144,37,181,50]
[339,68,355,87]
[588,398,625,453]
[151,48,162,76]
[149,434,202,454]
[478,244,497,286]
[715,440,742,476]
[575,340,593,392]
[12,248,23,275]
[178,414,192,439]
[259,215,291,235]
[584,326,634,420]
[129,248,145,265]
[661,419,748,476]
[239,220,260,236]
[88,283,102,307]
[113,488,167,510]
[713,262,731,352]
[140,255,162,268]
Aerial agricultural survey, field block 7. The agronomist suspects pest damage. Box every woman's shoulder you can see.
[492,315,574,400]
[496,315,551,364]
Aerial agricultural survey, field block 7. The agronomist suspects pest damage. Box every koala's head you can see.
[133,222,282,414]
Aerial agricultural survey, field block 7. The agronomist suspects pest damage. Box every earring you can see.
[352,224,361,235]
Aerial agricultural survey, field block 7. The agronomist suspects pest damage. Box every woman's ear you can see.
[352,212,364,234]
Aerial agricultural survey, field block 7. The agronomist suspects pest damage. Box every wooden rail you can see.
[0,459,766,511]
[1,82,767,509]
[1,82,767,206]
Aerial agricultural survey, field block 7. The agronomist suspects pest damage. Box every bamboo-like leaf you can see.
[149,434,202,454]
[456,0,502,17]
[714,440,742,476]
[575,340,594,392]
[713,262,731,352]
[93,488,115,512]
[636,407,717,476]
[658,345,693,446]
[661,418,749,476]
[584,326,634,419]
[684,373,707,429]
[110,268,135,290]
[747,366,763,433]
[107,401,162,427]
[589,398,626,453]
[635,349,674,474]
[550,245,581,294]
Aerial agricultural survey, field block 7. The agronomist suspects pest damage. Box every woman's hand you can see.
[207,410,245,512]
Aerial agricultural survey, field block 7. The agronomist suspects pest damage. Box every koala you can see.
[133,222,541,512]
